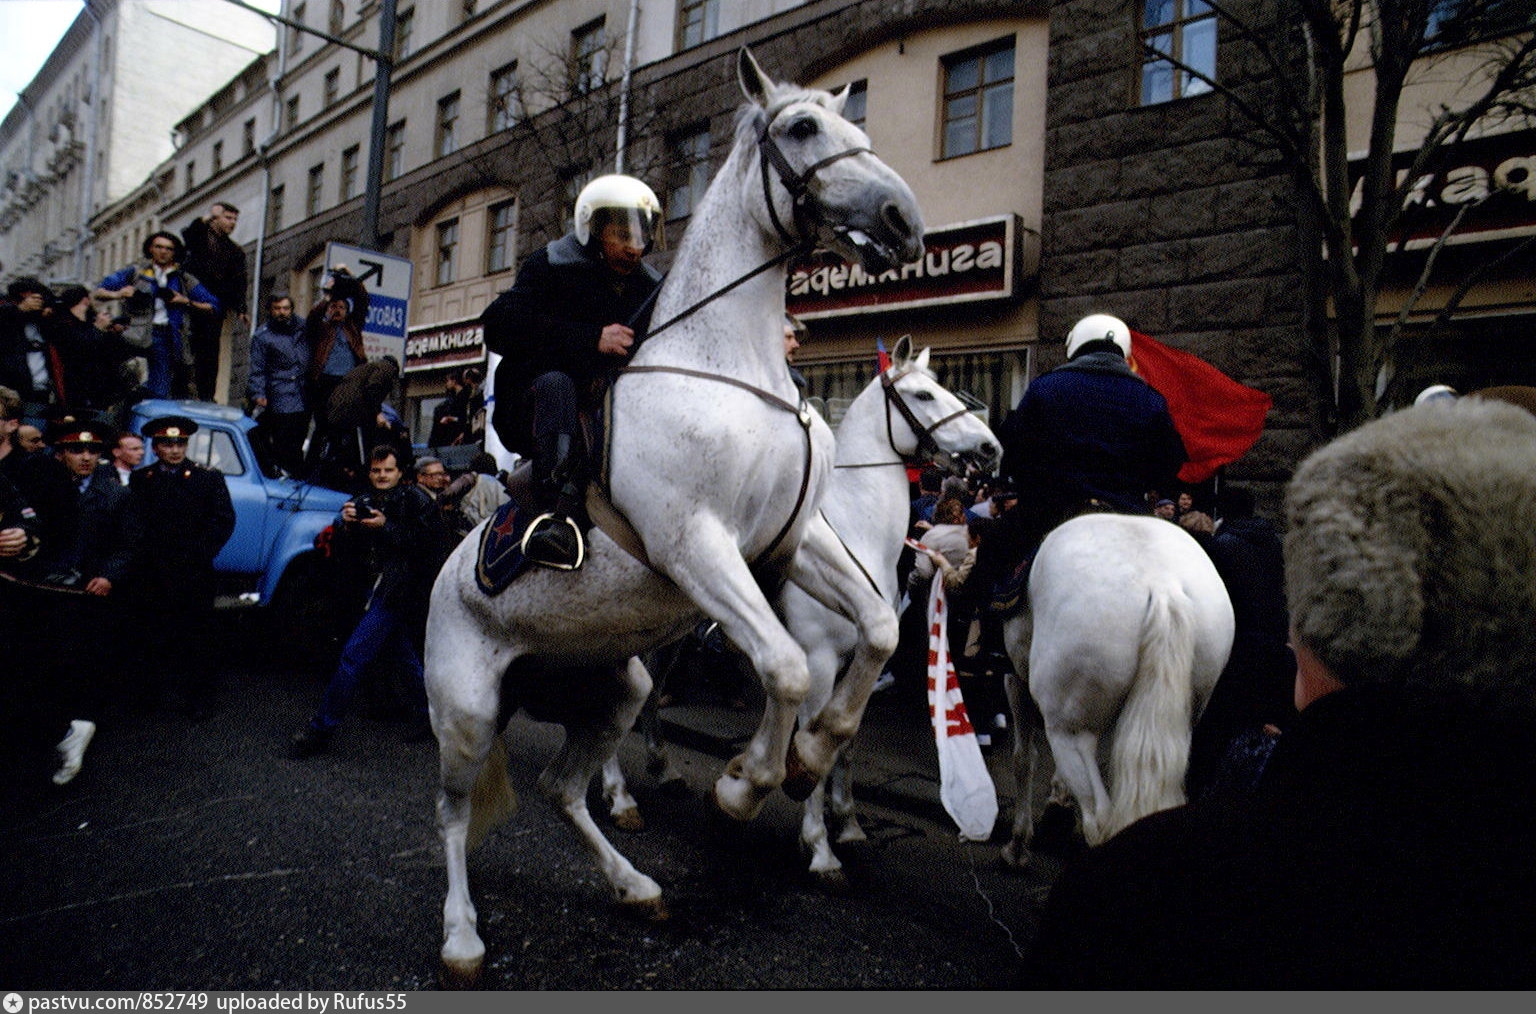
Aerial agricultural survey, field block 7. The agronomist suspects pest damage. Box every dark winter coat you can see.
[0,303,66,406]
[67,464,139,586]
[332,483,443,619]
[0,448,78,582]
[128,459,236,596]
[999,350,1186,516]
[481,233,660,410]
[181,217,249,316]
[1031,681,1536,988]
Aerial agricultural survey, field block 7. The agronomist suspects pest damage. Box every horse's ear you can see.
[891,334,913,367]
[828,83,850,117]
[914,346,931,372]
[738,48,775,108]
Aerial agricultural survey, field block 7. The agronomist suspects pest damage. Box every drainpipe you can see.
[251,13,291,323]
[75,0,105,282]
[614,0,640,174]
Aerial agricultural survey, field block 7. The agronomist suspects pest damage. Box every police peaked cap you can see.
[142,415,199,441]
[47,417,113,449]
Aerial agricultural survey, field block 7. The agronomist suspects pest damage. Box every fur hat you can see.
[1284,399,1536,695]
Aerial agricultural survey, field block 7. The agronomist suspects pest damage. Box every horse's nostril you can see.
[881,202,912,239]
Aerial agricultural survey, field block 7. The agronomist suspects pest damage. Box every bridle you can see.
[836,366,976,470]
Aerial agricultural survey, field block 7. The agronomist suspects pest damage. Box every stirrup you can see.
[520,512,586,571]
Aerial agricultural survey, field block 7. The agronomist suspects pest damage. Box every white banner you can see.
[925,571,998,841]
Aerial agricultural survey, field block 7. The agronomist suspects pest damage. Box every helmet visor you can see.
[592,207,658,254]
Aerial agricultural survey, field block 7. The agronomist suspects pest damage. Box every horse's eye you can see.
[787,117,819,141]
[914,391,935,401]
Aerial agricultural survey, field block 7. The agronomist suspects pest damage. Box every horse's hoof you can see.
[621,895,670,922]
[612,807,645,832]
[781,743,817,802]
[713,773,765,822]
[835,820,868,845]
[440,955,484,990]
[812,867,851,896]
[999,839,1032,872]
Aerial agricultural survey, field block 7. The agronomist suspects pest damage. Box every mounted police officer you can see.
[129,414,236,718]
[480,174,663,570]
[972,313,1187,604]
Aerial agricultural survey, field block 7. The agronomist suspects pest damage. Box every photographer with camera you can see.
[290,444,437,757]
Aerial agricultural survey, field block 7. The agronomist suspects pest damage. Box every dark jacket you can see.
[1032,682,1536,988]
[247,316,310,414]
[334,483,441,618]
[305,304,368,386]
[50,312,131,413]
[0,448,78,581]
[0,469,41,574]
[181,217,248,315]
[1000,351,1187,516]
[66,464,138,587]
[0,303,66,405]
[481,233,661,394]
[128,459,236,589]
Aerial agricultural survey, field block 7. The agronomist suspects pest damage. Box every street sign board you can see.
[324,241,414,364]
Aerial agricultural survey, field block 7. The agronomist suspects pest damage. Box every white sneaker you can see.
[994,713,1008,730]
[872,672,895,693]
[52,719,96,786]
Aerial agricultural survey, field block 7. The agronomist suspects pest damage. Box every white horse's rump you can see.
[425,49,924,985]
[1002,514,1233,857]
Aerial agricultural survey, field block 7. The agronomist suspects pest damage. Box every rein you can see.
[835,367,974,469]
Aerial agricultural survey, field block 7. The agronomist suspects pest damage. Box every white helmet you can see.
[573,174,662,247]
[1414,384,1458,406]
[1066,313,1132,360]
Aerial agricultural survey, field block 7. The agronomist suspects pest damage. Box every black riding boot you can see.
[521,433,588,570]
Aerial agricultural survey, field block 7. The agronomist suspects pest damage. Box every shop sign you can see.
[786,214,1024,319]
[405,318,485,373]
[1350,127,1536,249]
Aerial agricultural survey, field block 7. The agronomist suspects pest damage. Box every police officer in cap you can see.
[480,174,663,570]
[129,414,236,717]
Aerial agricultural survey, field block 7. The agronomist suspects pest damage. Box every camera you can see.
[351,494,378,520]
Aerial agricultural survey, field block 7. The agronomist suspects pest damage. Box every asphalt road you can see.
[0,615,1059,990]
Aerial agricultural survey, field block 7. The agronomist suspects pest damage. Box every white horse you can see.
[999,513,1234,863]
[425,49,924,984]
[597,340,1002,891]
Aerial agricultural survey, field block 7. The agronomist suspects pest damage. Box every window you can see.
[843,79,867,129]
[436,91,460,157]
[940,38,1014,158]
[328,0,344,36]
[289,2,306,55]
[435,218,459,286]
[184,160,195,193]
[242,118,256,156]
[188,429,245,477]
[571,17,606,96]
[211,140,224,175]
[386,120,405,179]
[285,95,301,132]
[489,61,518,132]
[1140,1,1216,105]
[324,67,340,106]
[340,144,360,199]
[667,126,711,221]
[269,184,285,232]
[677,0,720,49]
[487,200,515,273]
[307,163,324,215]
[393,8,414,62]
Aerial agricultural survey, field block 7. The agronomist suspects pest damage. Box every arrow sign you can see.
[355,259,384,287]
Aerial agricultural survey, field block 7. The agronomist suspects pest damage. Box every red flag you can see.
[1129,330,1272,484]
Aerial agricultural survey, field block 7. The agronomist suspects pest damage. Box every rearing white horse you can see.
[425,49,924,984]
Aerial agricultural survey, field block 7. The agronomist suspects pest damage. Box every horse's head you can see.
[737,48,924,274]
[880,336,1000,476]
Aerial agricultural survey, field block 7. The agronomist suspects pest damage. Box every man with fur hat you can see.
[1031,398,1536,987]
[128,414,235,718]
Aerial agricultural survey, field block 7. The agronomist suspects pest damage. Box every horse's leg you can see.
[1001,670,1037,869]
[799,773,849,893]
[827,748,865,844]
[600,753,644,832]
[538,658,666,916]
[660,524,815,822]
[637,646,686,792]
[1043,726,1111,846]
[426,601,512,988]
[778,518,900,797]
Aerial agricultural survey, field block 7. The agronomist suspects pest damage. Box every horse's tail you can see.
[466,733,518,853]
[1102,584,1196,843]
